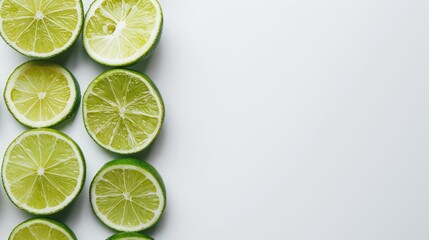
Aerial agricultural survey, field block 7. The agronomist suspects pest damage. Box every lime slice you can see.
[2,128,86,215]
[0,0,83,58]
[4,60,80,128]
[83,0,163,66]
[107,232,154,240]
[9,218,77,240]
[90,158,166,232]
[82,69,164,154]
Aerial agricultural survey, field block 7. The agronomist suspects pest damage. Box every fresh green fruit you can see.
[2,128,86,215]
[4,60,80,128]
[90,158,166,232]
[83,0,163,66]
[107,232,154,240]
[0,0,84,58]
[82,68,164,154]
[9,218,77,240]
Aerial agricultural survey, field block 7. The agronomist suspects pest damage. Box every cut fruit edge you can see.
[4,60,79,128]
[82,0,163,66]
[0,0,84,58]
[90,159,166,232]
[108,232,154,240]
[2,128,86,215]
[9,218,77,240]
[82,69,165,154]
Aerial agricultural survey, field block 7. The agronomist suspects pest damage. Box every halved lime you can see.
[9,218,77,240]
[4,60,80,128]
[82,69,164,154]
[2,128,86,215]
[90,158,166,232]
[83,0,163,66]
[107,232,154,240]
[0,0,83,58]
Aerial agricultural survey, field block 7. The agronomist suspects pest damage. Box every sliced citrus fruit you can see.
[108,232,154,240]
[90,158,166,232]
[9,218,77,240]
[0,0,83,58]
[83,0,163,66]
[2,128,86,215]
[82,68,164,154]
[4,60,79,128]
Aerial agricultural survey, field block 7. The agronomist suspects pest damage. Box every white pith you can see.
[34,11,45,20]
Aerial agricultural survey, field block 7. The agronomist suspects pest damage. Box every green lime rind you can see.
[9,217,77,240]
[4,60,81,128]
[90,158,167,232]
[2,128,86,215]
[0,0,84,59]
[82,0,163,67]
[107,232,154,240]
[82,68,165,155]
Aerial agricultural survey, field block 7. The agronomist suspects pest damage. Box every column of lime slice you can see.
[82,0,167,234]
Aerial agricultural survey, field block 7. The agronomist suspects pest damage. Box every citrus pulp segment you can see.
[9,218,77,240]
[83,0,163,66]
[82,69,164,154]
[90,158,166,232]
[0,0,83,58]
[107,232,154,240]
[2,128,86,215]
[4,60,79,128]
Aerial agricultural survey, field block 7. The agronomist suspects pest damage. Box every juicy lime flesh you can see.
[5,133,80,210]
[95,167,161,228]
[12,222,72,240]
[85,72,161,152]
[1,0,79,54]
[11,63,71,122]
[85,0,157,60]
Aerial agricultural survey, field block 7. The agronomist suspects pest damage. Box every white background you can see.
[0,0,429,239]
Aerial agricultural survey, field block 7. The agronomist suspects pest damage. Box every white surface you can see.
[0,0,429,239]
